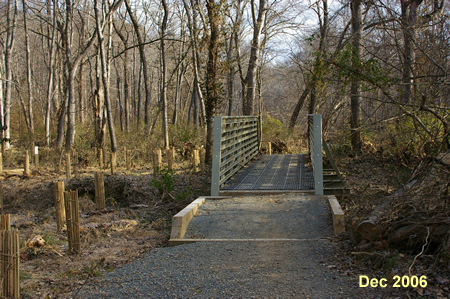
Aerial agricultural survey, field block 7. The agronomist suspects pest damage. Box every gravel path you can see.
[77,194,365,298]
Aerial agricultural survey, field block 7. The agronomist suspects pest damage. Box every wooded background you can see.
[0,0,448,161]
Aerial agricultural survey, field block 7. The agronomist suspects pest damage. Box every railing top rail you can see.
[220,116,258,119]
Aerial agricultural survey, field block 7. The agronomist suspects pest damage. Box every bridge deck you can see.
[221,154,314,191]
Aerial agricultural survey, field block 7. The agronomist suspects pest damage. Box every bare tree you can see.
[350,0,362,151]
[22,0,35,145]
[183,0,206,127]
[3,0,18,150]
[242,0,268,116]
[113,19,131,132]
[125,0,152,128]
[45,0,58,146]
[94,0,123,153]
[160,0,169,149]
[400,0,446,104]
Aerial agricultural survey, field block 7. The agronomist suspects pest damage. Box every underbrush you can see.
[335,151,450,298]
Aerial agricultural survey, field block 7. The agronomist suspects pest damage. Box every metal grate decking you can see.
[221,154,314,190]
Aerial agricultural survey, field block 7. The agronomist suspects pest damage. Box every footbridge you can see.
[210,115,349,197]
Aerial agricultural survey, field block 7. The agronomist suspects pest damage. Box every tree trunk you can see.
[0,59,4,151]
[357,179,419,241]
[172,22,186,125]
[137,62,142,125]
[400,0,418,104]
[243,0,267,116]
[227,36,234,116]
[117,76,123,131]
[45,0,57,147]
[124,53,130,132]
[183,0,206,127]
[400,0,445,104]
[94,51,106,148]
[288,84,311,130]
[350,0,362,151]
[78,64,85,123]
[94,0,117,153]
[161,0,169,149]
[22,0,34,144]
[309,0,328,116]
[205,0,222,164]
[4,0,18,149]
[125,0,151,128]
[309,84,316,115]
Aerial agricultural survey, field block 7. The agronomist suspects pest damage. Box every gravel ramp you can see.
[77,194,365,298]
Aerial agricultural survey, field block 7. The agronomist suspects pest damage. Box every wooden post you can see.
[53,181,65,231]
[98,148,103,169]
[1,214,10,230]
[110,152,117,175]
[0,183,3,215]
[64,191,72,253]
[193,150,200,172]
[167,148,173,170]
[66,153,71,179]
[126,150,131,170]
[0,227,20,299]
[72,151,78,178]
[102,146,107,168]
[157,149,162,168]
[268,142,272,155]
[24,151,30,176]
[199,148,205,171]
[153,149,162,171]
[94,172,105,209]
[64,190,81,254]
[123,147,126,168]
[0,152,3,171]
[34,146,39,168]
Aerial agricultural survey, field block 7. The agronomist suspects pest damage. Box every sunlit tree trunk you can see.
[45,0,57,146]
[161,0,169,149]
[4,0,18,149]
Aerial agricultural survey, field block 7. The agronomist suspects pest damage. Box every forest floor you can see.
[2,150,449,298]
[1,159,207,298]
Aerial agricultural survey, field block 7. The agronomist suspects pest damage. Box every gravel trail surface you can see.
[77,194,365,298]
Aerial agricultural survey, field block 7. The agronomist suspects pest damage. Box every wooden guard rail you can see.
[211,116,261,196]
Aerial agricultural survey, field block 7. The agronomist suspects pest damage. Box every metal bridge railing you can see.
[211,116,261,196]
[308,114,323,195]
